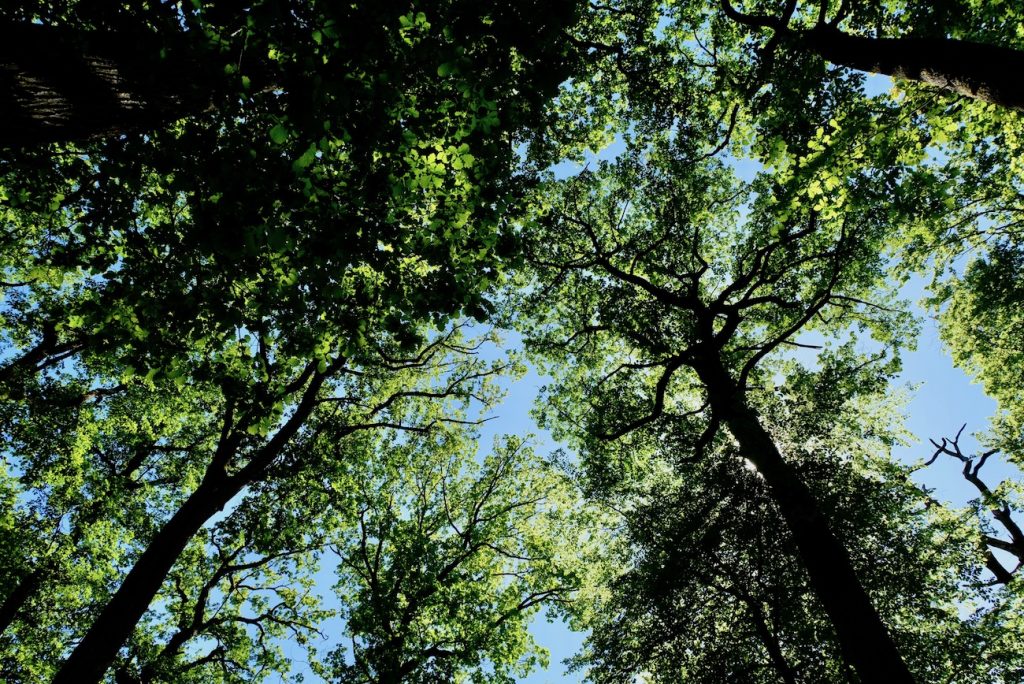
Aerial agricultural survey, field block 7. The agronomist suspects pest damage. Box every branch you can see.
[720,0,791,32]
[926,427,1024,581]
[597,354,689,439]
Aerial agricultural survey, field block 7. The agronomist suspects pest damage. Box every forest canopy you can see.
[1,0,1023,682]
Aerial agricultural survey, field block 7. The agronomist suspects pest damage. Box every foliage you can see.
[0,1,583,680]
[321,432,594,684]
[2,0,1024,681]
[932,245,1024,463]
[0,379,222,681]
[564,376,1016,683]
[508,1,1024,678]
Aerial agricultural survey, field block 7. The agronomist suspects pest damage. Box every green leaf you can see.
[292,143,318,172]
[270,124,289,144]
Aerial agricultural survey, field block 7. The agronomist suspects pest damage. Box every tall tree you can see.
[0,0,578,145]
[0,1,582,680]
[115,526,328,683]
[0,379,221,681]
[516,6,1024,678]
[516,137,922,680]
[560,358,1015,682]
[932,246,1024,466]
[320,432,593,684]
[48,332,508,683]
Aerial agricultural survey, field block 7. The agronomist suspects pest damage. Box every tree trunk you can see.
[744,595,798,684]
[799,25,1024,112]
[53,366,329,682]
[50,474,241,684]
[0,22,220,146]
[0,566,43,635]
[697,355,916,684]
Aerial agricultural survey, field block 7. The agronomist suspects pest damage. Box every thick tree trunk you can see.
[799,25,1024,112]
[984,551,1014,585]
[697,355,916,684]
[50,474,241,684]
[0,22,220,146]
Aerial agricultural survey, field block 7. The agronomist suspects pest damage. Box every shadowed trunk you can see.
[799,25,1024,111]
[744,595,798,684]
[50,474,242,684]
[52,365,330,683]
[697,354,916,684]
[0,567,44,635]
[0,22,222,146]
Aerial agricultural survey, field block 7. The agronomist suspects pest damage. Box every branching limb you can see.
[926,427,1024,583]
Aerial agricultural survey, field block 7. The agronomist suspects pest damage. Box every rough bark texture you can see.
[800,25,1024,112]
[697,354,916,684]
[0,22,220,146]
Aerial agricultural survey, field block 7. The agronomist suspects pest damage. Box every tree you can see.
[4,1,1024,681]
[0,327,511,681]
[719,0,1024,111]
[0,379,222,682]
[931,246,1024,465]
[0,1,578,145]
[320,432,592,684]
[922,425,1024,585]
[114,527,328,683]
[516,133,925,680]
[0,2,582,680]
[517,2,1024,676]
[54,332,514,683]
[561,361,1017,682]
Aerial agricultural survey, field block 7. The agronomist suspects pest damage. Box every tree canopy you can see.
[2,0,1024,682]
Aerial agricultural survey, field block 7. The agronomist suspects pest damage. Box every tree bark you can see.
[697,355,916,684]
[0,22,221,146]
[798,25,1024,112]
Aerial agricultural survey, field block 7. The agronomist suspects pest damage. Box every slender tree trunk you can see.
[53,365,329,682]
[51,474,241,684]
[0,448,162,639]
[743,596,798,684]
[0,22,220,146]
[0,567,43,635]
[798,25,1024,112]
[0,324,76,390]
[697,355,916,684]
